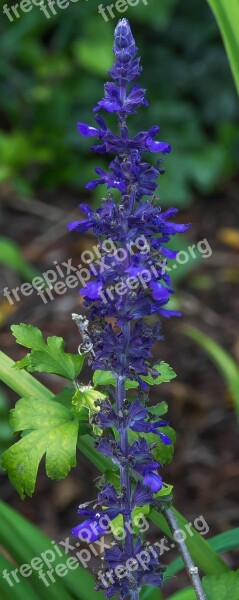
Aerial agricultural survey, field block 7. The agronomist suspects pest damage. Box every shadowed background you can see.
[0,0,239,597]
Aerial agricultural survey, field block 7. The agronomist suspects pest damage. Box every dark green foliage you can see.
[0,0,238,204]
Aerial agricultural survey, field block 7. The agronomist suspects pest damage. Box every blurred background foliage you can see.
[0,0,238,204]
[0,1,239,598]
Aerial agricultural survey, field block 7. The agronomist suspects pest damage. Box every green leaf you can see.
[148,401,168,417]
[12,323,43,348]
[206,0,239,95]
[72,387,106,414]
[93,362,176,389]
[1,394,82,498]
[12,324,84,381]
[153,426,176,464]
[184,325,239,418]
[203,570,239,600]
[129,426,176,465]
[154,483,173,498]
[142,362,176,385]
[93,370,116,387]
[93,370,138,389]
[14,355,31,370]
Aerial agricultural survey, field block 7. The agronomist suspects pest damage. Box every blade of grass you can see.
[206,0,239,94]
[0,505,72,600]
[167,589,196,600]
[140,586,163,600]
[0,552,41,600]
[0,501,105,600]
[183,326,239,418]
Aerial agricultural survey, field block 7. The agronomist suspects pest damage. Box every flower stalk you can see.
[69,17,205,600]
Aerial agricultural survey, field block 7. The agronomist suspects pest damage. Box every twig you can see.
[164,507,207,600]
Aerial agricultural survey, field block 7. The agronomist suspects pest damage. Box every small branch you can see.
[164,507,207,600]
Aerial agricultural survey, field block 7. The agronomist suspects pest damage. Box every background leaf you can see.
[206,0,239,94]
[0,237,38,281]
[183,325,239,418]
[0,501,106,600]
[203,570,239,600]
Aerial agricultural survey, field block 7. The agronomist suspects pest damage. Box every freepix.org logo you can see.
[1,513,209,589]
[2,0,149,23]
[2,0,81,22]
[2,236,212,307]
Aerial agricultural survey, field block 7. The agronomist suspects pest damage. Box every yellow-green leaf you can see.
[1,396,81,498]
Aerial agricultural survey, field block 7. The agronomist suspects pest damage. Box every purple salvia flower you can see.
[70,19,189,600]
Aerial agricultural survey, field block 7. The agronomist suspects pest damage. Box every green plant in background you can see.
[184,326,239,419]
[0,237,38,282]
[206,0,239,95]
[0,501,104,600]
[0,0,238,203]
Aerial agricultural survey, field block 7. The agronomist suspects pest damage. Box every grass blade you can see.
[167,589,196,600]
[140,586,163,600]
[0,552,41,600]
[0,501,105,600]
[183,326,239,418]
[206,0,239,94]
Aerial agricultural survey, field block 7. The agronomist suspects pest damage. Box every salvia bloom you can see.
[69,19,189,600]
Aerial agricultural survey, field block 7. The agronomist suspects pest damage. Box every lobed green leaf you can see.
[12,324,84,381]
[203,570,239,600]
[1,392,87,498]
